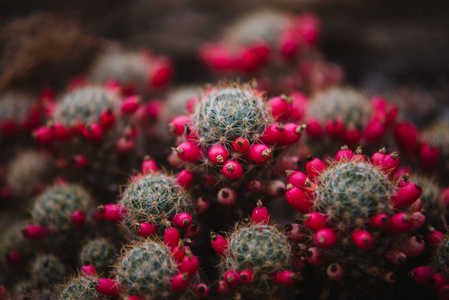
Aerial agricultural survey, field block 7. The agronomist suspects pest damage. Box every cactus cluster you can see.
[79,238,116,274]
[30,254,65,285]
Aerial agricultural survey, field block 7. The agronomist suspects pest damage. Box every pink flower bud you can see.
[252,200,269,224]
[22,225,51,239]
[81,265,96,276]
[222,160,243,180]
[335,146,354,162]
[304,213,327,230]
[176,169,194,188]
[409,266,434,286]
[173,142,202,162]
[272,270,297,286]
[211,233,228,256]
[305,157,326,181]
[239,270,254,284]
[351,229,374,251]
[327,263,345,281]
[248,144,271,163]
[217,187,237,206]
[208,145,228,165]
[285,185,313,213]
[96,278,120,297]
[232,137,249,153]
[136,222,156,237]
[164,227,180,249]
[170,273,190,293]
[72,210,86,226]
[168,116,192,136]
[173,212,193,228]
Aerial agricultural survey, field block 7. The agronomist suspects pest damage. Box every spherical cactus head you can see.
[221,222,293,296]
[31,254,64,285]
[115,239,179,298]
[120,172,194,237]
[31,183,93,232]
[79,238,116,274]
[193,83,272,148]
[59,275,106,299]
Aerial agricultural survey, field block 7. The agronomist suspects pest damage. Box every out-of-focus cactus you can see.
[58,275,106,300]
[420,120,449,176]
[30,254,65,285]
[79,238,116,274]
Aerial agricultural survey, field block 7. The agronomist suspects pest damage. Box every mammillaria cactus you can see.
[58,275,106,300]
[0,222,34,267]
[30,254,65,285]
[89,50,173,95]
[284,146,425,298]
[79,238,116,274]
[212,201,299,298]
[419,120,449,177]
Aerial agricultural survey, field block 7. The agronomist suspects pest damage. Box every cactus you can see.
[120,172,195,238]
[58,275,106,300]
[432,233,449,277]
[0,221,34,267]
[285,147,425,298]
[0,91,37,139]
[79,238,116,274]
[12,280,55,300]
[114,239,188,298]
[6,150,54,198]
[30,254,65,285]
[420,120,449,175]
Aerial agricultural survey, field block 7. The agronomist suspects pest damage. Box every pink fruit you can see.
[142,156,158,174]
[390,181,422,209]
[96,278,120,297]
[327,263,345,281]
[173,212,193,228]
[335,146,354,162]
[394,122,418,153]
[409,266,434,286]
[388,212,414,234]
[196,197,210,214]
[208,145,229,164]
[136,222,156,237]
[266,180,286,197]
[272,270,297,286]
[224,270,239,286]
[72,210,86,226]
[185,223,200,237]
[185,97,200,114]
[247,180,262,192]
[432,273,447,289]
[170,273,190,293]
[73,154,89,169]
[369,214,390,229]
[279,123,305,145]
[285,185,313,213]
[172,241,186,263]
[164,227,180,249]
[420,142,440,172]
[33,126,52,144]
[176,169,194,188]
[22,225,51,239]
[306,119,323,137]
[116,135,134,154]
[222,160,243,180]
[194,283,209,298]
[248,144,271,163]
[5,251,23,266]
[169,116,192,136]
[179,252,199,277]
[51,123,71,141]
[343,127,361,145]
[305,157,326,181]
[232,137,249,153]
[286,171,308,190]
[252,200,269,224]
[384,250,407,265]
[306,247,328,265]
[304,212,327,231]
[279,31,299,59]
[217,187,237,206]
[150,59,173,88]
[81,265,96,276]
[173,142,202,162]
[351,229,374,250]
[286,223,306,242]
[325,119,344,138]
[380,152,399,177]
[371,148,386,167]
[99,109,115,129]
[363,119,387,141]
[239,270,254,284]
[261,123,284,144]
[211,232,228,256]
[83,124,104,142]
[428,230,445,245]
[268,96,291,121]
[216,280,230,294]
[314,228,338,248]
[400,236,425,257]
[97,204,127,222]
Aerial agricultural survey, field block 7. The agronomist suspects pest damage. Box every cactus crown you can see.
[121,172,194,235]
[58,275,105,300]
[31,254,65,285]
[53,86,120,127]
[32,183,93,231]
[315,160,395,228]
[115,239,177,297]
[193,84,272,148]
[79,238,116,273]
[308,87,371,130]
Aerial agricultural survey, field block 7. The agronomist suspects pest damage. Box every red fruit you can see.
[222,160,243,180]
[272,270,297,286]
[232,137,250,153]
[169,116,192,136]
[286,171,308,190]
[179,252,199,277]
[173,212,193,228]
[150,59,173,88]
[351,229,374,250]
[194,283,209,298]
[116,135,135,154]
[96,279,120,297]
[170,273,190,293]
[297,13,320,45]
[391,182,422,209]
[285,185,313,213]
[217,187,237,206]
[384,250,407,265]
[22,225,51,239]
[306,119,323,137]
[196,197,210,214]
[248,144,271,163]
[145,99,163,119]
[382,271,398,283]
[285,223,306,242]
[369,214,389,229]
[72,210,86,226]
[409,266,434,286]
[327,263,345,281]
[185,223,200,237]
[199,43,235,71]
[261,123,284,144]
[216,280,230,294]
[81,265,97,276]
[172,241,186,263]
[83,124,104,142]
[70,121,85,135]
[252,200,270,224]
[247,180,262,192]
[225,270,239,286]
[176,169,194,188]
[5,251,23,266]
[371,148,386,167]
[343,127,361,145]
[136,222,156,237]
[279,32,299,59]
[97,204,127,222]
[142,156,158,174]
[306,247,328,265]
[72,154,89,169]
[352,147,366,163]
[99,109,115,129]
[173,142,202,162]
[0,119,19,137]
[266,180,286,197]
[401,236,425,258]
[279,123,305,145]
[363,119,386,141]
[441,285,449,300]
[268,96,291,121]
[304,213,327,230]
[305,157,326,181]
[381,152,400,177]
[211,232,228,256]
[289,91,307,121]
[164,227,180,249]
[239,270,254,284]
[185,97,200,115]
[314,228,338,248]
[128,296,144,300]
[335,146,354,162]
[325,119,344,138]
[394,122,418,153]
[121,95,140,115]
[237,46,265,72]
[202,174,216,186]
[388,212,414,234]
[428,230,445,245]
[420,142,440,172]
[431,273,447,289]
[33,126,52,144]
[208,145,229,165]
[409,212,425,231]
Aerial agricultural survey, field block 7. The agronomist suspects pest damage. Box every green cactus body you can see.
[31,183,93,232]
[31,254,65,285]
[80,238,116,274]
[89,51,151,94]
[58,276,106,300]
[0,92,33,127]
[221,222,293,296]
[7,150,54,198]
[193,86,272,149]
[115,239,178,298]
[120,172,194,237]
[13,280,55,300]
[432,234,449,276]
[0,222,34,265]
[422,120,449,171]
